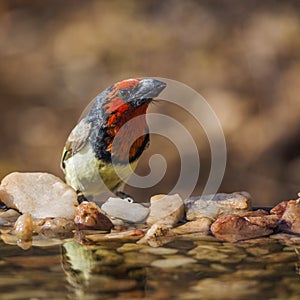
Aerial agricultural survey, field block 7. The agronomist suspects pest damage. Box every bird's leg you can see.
[0,200,8,211]
[76,190,89,204]
[116,191,134,203]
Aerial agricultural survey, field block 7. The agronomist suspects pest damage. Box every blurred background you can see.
[0,0,300,206]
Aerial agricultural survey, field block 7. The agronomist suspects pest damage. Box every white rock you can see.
[184,192,252,221]
[146,194,184,226]
[0,172,78,219]
[101,197,149,223]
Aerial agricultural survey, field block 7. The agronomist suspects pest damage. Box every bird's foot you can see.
[76,191,88,204]
[0,200,8,211]
[116,191,134,203]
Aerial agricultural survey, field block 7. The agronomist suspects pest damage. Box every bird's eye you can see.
[118,88,130,99]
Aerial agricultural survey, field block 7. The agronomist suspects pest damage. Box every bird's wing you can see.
[61,119,92,170]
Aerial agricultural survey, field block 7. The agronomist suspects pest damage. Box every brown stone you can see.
[271,199,300,234]
[74,201,113,231]
[211,210,279,242]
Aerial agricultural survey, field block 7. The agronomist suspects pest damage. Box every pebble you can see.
[257,251,297,264]
[123,251,156,268]
[0,209,20,226]
[137,223,176,247]
[271,199,300,234]
[191,278,259,299]
[0,172,78,219]
[188,245,229,262]
[184,191,252,221]
[74,201,113,231]
[116,243,145,253]
[233,269,275,278]
[211,210,279,242]
[34,217,75,238]
[95,249,123,266]
[139,247,179,255]
[101,197,149,223]
[151,256,196,268]
[172,218,212,234]
[146,194,184,226]
[13,213,33,241]
[188,244,247,263]
[86,229,145,242]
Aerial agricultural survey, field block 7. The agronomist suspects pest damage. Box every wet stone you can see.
[116,243,145,253]
[151,256,197,269]
[233,269,276,279]
[245,246,271,256]
[86,229,145,243]
[74,201,113,231]
[123,251,156,268]
[210,263,233,272]
[83,275,137,293]
[94,249,123,266]
[34,217,75,238]
[188,245,229,262]
[188,244,247,263]
[0,209,20,226]
[13,213,33,240]
[190,277,259,299]
[140,246,179,256]
[178,233,220,242]
[257,251,297,264]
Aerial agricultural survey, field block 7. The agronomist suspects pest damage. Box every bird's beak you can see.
[131,78,166,104]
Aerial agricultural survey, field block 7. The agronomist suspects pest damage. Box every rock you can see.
[101,197,149,223]
[146,194,184,226]
[211,210,279,243]
[151,256,196,268]
[139,246,179,255]
[12,213,33,250]
[94,249,123,266]
[184,191,252,221]
[271,199,300,234]
[137,223,176,247]
[13,213,33,241]
[86,229,145,243]
[255,251,297,264]
[172,218,212,235]
[0,209,21,226]
[74,201,113,231]
[0,172,78,219]
[123,251,156,268]
[191,278,259,299]
[34,217,75,238]
[188,244,246,263]
[116,243,145,253]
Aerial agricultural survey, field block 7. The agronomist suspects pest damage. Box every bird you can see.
[61,78,166,202]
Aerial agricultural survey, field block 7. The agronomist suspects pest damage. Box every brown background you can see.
[1,0,300,206]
